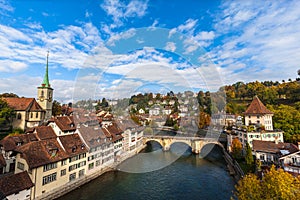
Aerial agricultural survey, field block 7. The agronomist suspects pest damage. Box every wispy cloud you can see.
[101,0,148,29]
[211,0,300,83]
[169,19,216,53]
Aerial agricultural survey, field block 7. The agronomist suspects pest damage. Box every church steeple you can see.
[37,51,54,121]
[41,51,50,88]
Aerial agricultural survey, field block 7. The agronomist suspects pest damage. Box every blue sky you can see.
[1,0,300,102]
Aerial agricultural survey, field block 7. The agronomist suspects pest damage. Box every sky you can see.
[1,0,300,103]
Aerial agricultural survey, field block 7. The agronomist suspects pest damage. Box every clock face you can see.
[39,97,44,102]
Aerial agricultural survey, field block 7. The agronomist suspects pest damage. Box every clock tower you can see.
[37,52,53,121]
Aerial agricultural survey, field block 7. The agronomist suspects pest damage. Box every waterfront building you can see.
[76,125,114,175]
[13,138,69,199]
[0,171,34,200]
[58,134,88,182]
[101,123,124,162]
[117,120,144,152]
[252,140,298,165]
[279,142,300,175]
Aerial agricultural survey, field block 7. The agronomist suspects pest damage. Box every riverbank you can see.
[223,149,244,182]
[36,145,147,200]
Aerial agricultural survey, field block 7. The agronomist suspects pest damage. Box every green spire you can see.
[42,51,50,88]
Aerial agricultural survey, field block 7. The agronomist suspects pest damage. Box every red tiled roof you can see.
[35,126,57,140]
[2,97,43,111]
[0,134,38,151]
[58,134,87,156]
[253,140,299,154]
[49,116,76,132]
[77,125,106,148]
[0,171,34,196]
[101,123,123,142]
[14,139,68,169]
[244,96,273,115]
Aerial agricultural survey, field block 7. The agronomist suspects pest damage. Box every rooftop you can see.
[253,140,299,155]
[244,96,273,115]
[0,171,34,197]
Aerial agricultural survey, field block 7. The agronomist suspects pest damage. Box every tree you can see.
[52,100,62,116]
[245,143,253,165]
[231,138,242,159]
[0,98,15,128]
[234,165,300,200]
[234,173,262,200]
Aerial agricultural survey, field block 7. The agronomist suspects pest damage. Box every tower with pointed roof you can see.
[244,96,273,130]
[37,52,54,121]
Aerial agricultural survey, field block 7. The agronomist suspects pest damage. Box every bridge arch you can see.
[144,138,164,148]
[199,141,225,158]
[167,140,192,150]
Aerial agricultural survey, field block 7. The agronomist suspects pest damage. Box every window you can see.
[43,163,57,172]
[36,112,38,118]
[69,173,76,182]
[41,91,44,97]
[61,159,67,166]
[79,169,85,178]
[17,113,21,120]
[96,160,101,167]
[30,112,33,118]
[88,163,94,170]
[17,162,24,170]
[61,169,66,176]
[42,173,57,185]
[260,154,265,161]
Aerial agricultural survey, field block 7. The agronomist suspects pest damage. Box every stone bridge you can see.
[143,135,224,154]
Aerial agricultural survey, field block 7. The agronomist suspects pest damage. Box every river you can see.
[58,142,235,200]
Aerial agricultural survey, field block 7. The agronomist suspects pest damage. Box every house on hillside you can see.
[252,140,298,166]
[228,96,284,150]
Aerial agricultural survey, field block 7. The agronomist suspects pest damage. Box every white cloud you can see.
[165,42,176,52]
[211,0,300,84]
[0,60,27,72]
[0,22,104,72]
[106,28,136,46]
[101,0,148,28]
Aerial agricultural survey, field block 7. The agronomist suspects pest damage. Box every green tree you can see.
[245,143,253,165]
[0,98,15,128]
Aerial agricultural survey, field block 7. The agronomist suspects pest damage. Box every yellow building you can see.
[3,53,53,131]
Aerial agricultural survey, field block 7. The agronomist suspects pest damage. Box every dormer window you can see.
[81,144,85,149]
[72,146,77,153]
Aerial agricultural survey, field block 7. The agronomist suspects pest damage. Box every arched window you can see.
[36,112,39,118]
[30,112,33,118]
[17,113,21,120]
[41,90,44,97]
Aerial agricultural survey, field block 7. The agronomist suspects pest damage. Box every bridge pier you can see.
[163,145,170,151]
